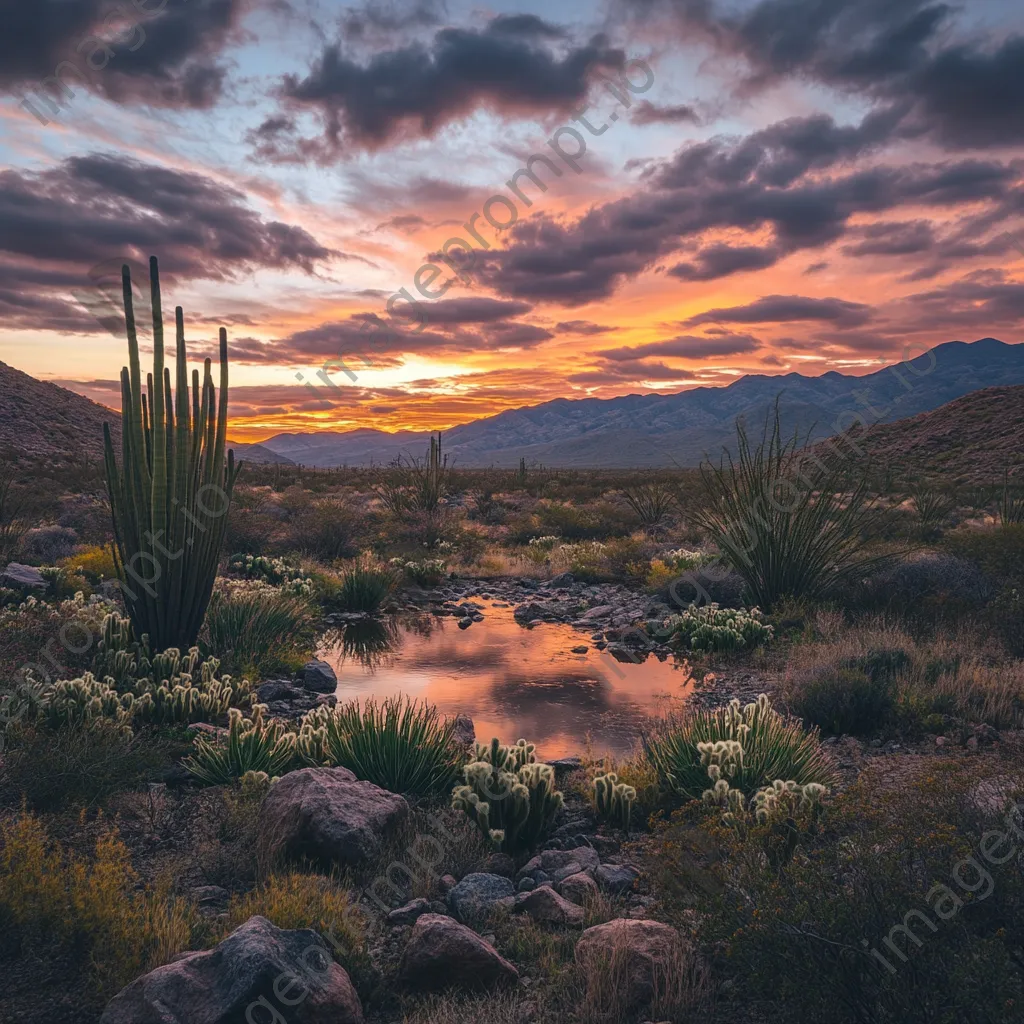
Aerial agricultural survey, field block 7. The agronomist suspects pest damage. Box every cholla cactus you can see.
[183,704,297,785]
[452,740,563,853]
[594,771,637,831]
[41,674,135,734]
[697,739,745,781]
[651,603,773,652]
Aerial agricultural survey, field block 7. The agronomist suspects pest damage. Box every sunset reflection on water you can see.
[316,600,696,759]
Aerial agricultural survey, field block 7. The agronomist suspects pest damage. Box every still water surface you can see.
[316,598,695,759]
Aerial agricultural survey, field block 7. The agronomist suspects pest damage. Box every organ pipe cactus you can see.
[103,256,241,651]
[593,771,637,832]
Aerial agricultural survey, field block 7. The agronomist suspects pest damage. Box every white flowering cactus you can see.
[652,602,773,652]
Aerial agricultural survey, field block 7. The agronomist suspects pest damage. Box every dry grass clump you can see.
[783,616,1024,732]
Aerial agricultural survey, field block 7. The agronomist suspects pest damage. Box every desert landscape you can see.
[2,1,1024,1022]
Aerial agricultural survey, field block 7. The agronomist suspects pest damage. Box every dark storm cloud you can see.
[842,220,936,257]
[684,295,873,327]
[621,0,1024,148]
[0,153,333,333]
[440,106,1018,304]
[260,17,625,156]
[420,297,534,324]
[2,0,251,113]
[600,333,762,360]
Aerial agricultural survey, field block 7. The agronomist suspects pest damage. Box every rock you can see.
[398,914,519,993]
[579,605,613,622]
[575,919,685,1009]
[191,885,230,908]
[0,562,46,592]
[258,767,410,870]
[257,679,301,702]
[549,756,583,781]
[514,885,585,927]
[450,713,475,747]
[514,601,548,622]
[480,853,516,879]
[544,847,600,875]
[447,873,515,924]
[517,877,537,893]
[389,898,432,926]
[594,863,640,894]
[100,915,363,1024]
[298,659,338,693]
[571,646,589,654]
[548,573,575,587]
[438,874,458,894]
[458,616,473,629]
[549,860,583,883]
[559,872,599,906]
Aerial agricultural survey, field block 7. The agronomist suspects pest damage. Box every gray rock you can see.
[191,885,230,908]
[458,616,473,629]
[0,562,46,592]
[548,573,575,587]
[559,872,599,906]
[543,847,600,875]
[514,885,585,927]
[389,898,432,926]
[450,713,475,747]
[517,877,537,893]
[398,914,518,993]
[298,659,338,693]
[258,767,410,870]
[579,605,613,621]
[513,601,548,622]
[549,860,584,883]
[570,645,589,654]
[257,679,301,702]
[447,873,516,924]
[594,863,640,894]
[438,874,458,894]
[100,915,363,1024]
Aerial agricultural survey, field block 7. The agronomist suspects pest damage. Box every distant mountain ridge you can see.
[255,338,1024,468]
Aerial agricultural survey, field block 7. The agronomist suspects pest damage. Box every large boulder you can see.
[514,885,585,927]
[100,915,363,1024]
[559,872,599,906]
[258,767,410,870]
[0,562,47,592]
[298,660,338,693]
[398,914,518,992]
[575,919,684,1008]
[447,872,515,924]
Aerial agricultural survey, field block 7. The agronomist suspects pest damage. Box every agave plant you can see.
[642,694,836,802]
[103,257,241,650]
[688,403,889,610]
[183,705,297,785]
[297,695,463,796]
[335,561,397,613]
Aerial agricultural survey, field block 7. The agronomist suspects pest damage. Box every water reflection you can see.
[316,599,695,758]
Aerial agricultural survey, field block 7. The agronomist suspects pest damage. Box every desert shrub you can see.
[18,524,78,564]
[656,560,747,610]
[689,406,889,609]
[227,553,314,597]
[184,705,298,785]
[683,763,1024,1024]
[621,481,676,533]
[649,602,773,653]
[0,723,181,809]
[452,738,564,854]
[0,812,197,998]
[334,561,397,612]
[224,487,274,555]
[789,667,895,737]
[536,501,605,540]
[849,554,991,616]
[551,540,608,580]
[59,544,118,583]
[602,536,656,583]
[290,498,362,560]
[38,564,91,599]
[298,696,463,796]
[0,592,113,684]
[944,524,1024,590]
[642,695,836,803]
[389,556,448,587]
[910,483,956,537]
[201,584,315,677]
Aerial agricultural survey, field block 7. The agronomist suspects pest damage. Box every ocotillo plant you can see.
[103,256,241,651]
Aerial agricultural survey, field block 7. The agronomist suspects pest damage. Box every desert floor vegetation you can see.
[3,373,1024,1021]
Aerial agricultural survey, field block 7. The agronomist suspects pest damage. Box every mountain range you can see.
[2,338,1022,468]
[255,338,1024,468]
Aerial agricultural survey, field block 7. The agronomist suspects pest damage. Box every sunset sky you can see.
[1,0,1022,441]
